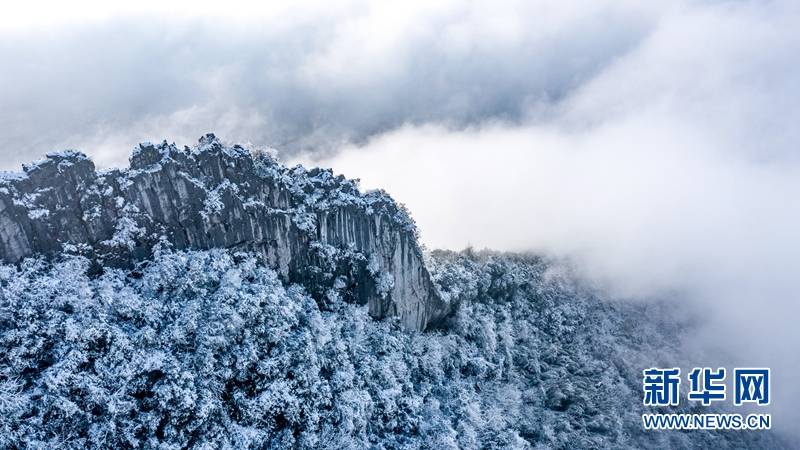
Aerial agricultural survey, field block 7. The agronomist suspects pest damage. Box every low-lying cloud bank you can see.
[301,0,800,436]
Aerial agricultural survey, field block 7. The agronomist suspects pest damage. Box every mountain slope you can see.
[0,248,786,449]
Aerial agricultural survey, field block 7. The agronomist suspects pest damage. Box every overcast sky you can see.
[2,0,800,438]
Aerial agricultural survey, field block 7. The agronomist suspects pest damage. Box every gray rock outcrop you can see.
[0,134,449,331]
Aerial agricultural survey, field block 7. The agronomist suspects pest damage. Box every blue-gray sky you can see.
[2,0,800,439]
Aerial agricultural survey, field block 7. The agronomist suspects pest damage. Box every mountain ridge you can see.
[0,134,449,331]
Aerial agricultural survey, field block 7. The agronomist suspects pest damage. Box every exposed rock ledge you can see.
[0,134,449,331]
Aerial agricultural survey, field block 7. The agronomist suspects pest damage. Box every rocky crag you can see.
[0,134,448,330]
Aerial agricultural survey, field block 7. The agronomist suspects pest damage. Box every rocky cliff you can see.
[0,134,449,330]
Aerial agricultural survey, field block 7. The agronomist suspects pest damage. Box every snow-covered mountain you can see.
[0,134,447,332]
[0,137,787,448]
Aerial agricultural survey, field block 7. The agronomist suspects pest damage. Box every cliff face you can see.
[0,134,449,331]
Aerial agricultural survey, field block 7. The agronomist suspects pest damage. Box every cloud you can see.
[301,0,800,436]
[0,0,661,169]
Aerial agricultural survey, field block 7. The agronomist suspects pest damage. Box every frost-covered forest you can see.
[0,247,783,449]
